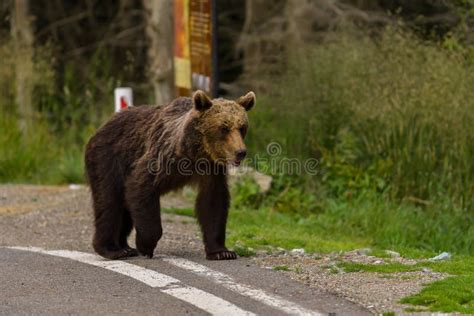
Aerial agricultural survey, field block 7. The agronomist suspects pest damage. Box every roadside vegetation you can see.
[0,44,116,183]
[233,27,474,312]
[2,25,474,313]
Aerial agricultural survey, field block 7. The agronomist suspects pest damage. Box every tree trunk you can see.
[239,0,269,77]
[238,0,286,88]
[11,0,34,132]
[143,0,174,105]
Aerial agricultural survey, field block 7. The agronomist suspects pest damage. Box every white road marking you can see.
[6,247,254,316]
[161,256,322,316]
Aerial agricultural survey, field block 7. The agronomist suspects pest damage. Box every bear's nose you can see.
[236,149,247,161]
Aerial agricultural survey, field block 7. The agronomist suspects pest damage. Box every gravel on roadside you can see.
[252,249,447,314]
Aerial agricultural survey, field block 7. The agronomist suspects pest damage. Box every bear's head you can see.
[193,90,256,166]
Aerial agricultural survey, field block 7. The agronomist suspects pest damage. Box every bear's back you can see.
[84,105,160,181]
[85,98,196,178]
[161,97,193,119]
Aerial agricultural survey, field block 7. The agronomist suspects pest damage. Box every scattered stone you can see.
[422,268,432,274]
[429,252,451,261]
[228,166,273,193]
[253,250,448,315]
[290,248,306,255]
[355,248,372,255]
[265,246,287,256]
[68,184,83,190]
[385,250,400,258]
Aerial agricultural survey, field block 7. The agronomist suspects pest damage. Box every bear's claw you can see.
[98,247,139,260]
[206,250,238,260]
[124,247,139,258]
[137,246,154,258]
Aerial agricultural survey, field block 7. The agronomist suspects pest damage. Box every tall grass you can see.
[0,39,116,184]
[247,27,474,208]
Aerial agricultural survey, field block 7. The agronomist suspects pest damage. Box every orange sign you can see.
[174,0,218,97]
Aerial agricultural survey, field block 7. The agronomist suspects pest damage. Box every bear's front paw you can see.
[206,250,238,260]
[136,235,157,258]
[137,244,154,258]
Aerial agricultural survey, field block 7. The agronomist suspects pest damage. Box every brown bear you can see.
[84,90,256,260]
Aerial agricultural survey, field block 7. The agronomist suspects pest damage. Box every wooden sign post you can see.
[174,0,218,98]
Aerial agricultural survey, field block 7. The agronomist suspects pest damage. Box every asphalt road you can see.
[0,185,370,315]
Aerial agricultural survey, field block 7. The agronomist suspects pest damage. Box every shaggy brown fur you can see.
[85,90,256,260]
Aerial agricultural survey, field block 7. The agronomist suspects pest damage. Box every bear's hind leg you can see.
[125,174,162,259]
[91,188,136,260]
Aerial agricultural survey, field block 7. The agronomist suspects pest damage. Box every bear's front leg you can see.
[196,174,237,260]
[125,170,163,258]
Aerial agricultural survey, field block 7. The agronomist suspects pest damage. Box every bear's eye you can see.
[239,126,247,138]
[220,126,230,134]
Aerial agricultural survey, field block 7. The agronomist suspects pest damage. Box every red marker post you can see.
[114,87,133,112]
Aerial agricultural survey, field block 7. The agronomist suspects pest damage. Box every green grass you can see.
[163,207,194,217]
[227,206,366,253]
[232,183,474,256]
[401,275,474,313]
[339,259,474,275]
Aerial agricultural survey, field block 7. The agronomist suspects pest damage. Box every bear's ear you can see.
[193,90,213,112]
[236,91,256,111]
